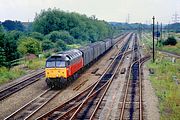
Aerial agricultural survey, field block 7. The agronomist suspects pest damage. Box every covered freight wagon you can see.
[78,46,93,66]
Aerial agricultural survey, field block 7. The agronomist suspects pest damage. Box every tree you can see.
[0,25,5,41]
[29,32,44,41]
[3,33,19,59]
[42,39,54,51]
[0,47,6,67]
[17,37,42,56]
[9,30,24,40]
[0,26,6,66]
[0,24,4,33]
[2,20,25,31]
[33,8,112,43]
[46,31,74,44]
[55,40,67,51]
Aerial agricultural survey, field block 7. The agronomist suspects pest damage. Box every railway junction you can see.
[0,33,159,120]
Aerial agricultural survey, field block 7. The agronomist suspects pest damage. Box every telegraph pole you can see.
[152,16,155,62]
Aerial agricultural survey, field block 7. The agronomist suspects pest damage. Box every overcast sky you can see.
[0,0,180,24]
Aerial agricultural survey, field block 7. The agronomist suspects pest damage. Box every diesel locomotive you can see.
[45,34,127,88]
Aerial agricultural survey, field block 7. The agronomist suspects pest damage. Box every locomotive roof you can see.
[47,49,82,61]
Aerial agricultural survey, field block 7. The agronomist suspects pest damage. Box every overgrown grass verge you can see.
[24,58,46,70]
[159,42,180,55]
[147,54,180,120]
[0,58,46,85]
[0,67,25,85]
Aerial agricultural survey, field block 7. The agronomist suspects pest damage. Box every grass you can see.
[142,32,180,55]
[147,55,180,120]
[142,33,180,120]
[0,67,25,84]
[159,32,180,55]
[0,58,46,85]
[159,42,180,55]
[24,58,46,70]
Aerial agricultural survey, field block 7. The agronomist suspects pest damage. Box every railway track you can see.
[74,35,134,120]
[0,71,45,101]
[36,33,134,120]
[119,34,151,120]
[119,56,150,120]
[90,34,135,120]
[58,34,133,120]
[4,89,60,120]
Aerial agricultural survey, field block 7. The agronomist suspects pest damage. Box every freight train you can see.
[45,34,127,88]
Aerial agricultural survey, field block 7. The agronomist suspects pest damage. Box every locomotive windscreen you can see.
[46,61,55,68]
[46,61,66,68]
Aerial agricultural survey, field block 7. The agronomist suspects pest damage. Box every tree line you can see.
[0,8,114,67]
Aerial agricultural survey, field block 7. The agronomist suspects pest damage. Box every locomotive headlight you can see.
[56,74,58,77]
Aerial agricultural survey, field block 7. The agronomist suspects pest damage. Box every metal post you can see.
[152,16,155,62]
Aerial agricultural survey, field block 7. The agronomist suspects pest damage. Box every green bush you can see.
[17,37,42,56]
[163,36,177,46]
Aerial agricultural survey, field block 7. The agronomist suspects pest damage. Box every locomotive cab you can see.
[45,55,70,79]
[45,49,83,88]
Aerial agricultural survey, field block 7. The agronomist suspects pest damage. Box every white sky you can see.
[0,0,180,24]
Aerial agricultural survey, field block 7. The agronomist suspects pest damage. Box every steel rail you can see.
[0,71,45,101]
[120,33,140,120]
[4,88,60,120]
[119,46,151,120]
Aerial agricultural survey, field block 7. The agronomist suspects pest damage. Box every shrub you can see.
[17,37,42,56]
[163,36,177,46]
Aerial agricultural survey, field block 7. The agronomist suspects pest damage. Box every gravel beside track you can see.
[143,63,160,120]
[4,89,60,120]
[0,78,47,119]
[98,37,134,120]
